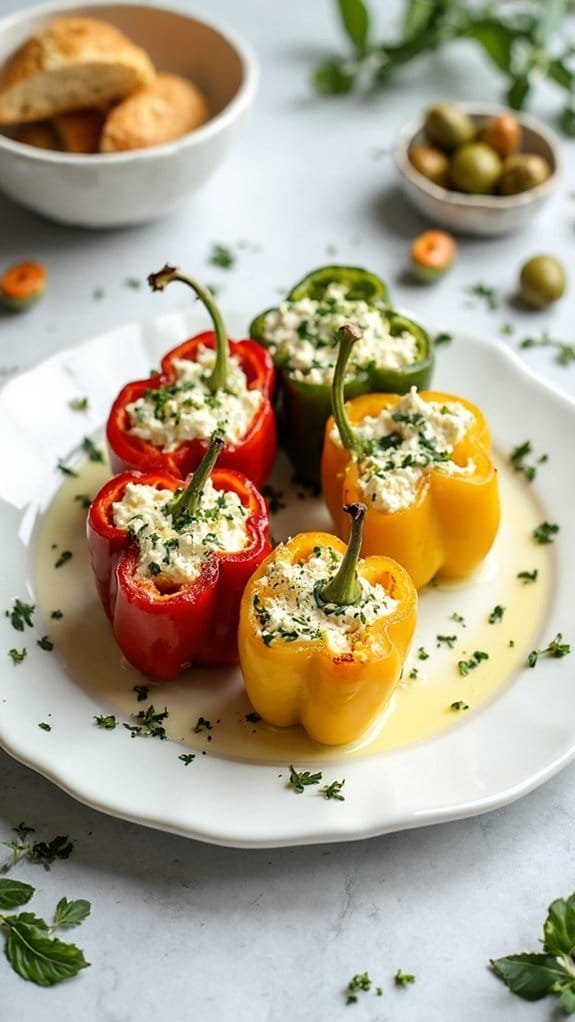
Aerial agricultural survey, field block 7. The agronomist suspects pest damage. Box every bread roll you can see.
[0,18,155,124]
[100,72,209,152]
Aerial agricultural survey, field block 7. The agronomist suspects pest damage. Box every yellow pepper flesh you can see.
[238,531,417,746]
[321,391,500,590]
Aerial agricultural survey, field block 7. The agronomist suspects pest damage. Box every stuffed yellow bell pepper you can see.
[321,325,500,590]
[238,503,417,746]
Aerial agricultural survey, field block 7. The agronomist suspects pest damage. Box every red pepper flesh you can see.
[87,466,272,679]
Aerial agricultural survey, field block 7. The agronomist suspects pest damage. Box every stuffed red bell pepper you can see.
[106,265,277,489]
[87,436,271,679]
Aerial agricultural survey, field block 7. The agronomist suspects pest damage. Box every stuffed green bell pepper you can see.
[249,265,434,483]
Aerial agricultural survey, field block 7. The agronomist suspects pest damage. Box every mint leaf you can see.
[543,894,575,956]
[0,878,34,910]
[53,898,91,930]
[337,0,370,54]
[491,952,571,1000]
[3,916,89,986]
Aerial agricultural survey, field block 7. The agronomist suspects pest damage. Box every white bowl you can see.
[394,103,560,237]
[0,1,259,228]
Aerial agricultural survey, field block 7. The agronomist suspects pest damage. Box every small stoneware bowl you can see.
[0,2,259,228]
[394,103,559,237]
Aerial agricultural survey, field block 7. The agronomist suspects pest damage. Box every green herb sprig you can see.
[288,765,323,793]
[527,633,570,668]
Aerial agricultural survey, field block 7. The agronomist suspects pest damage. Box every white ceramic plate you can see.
[0,309,574,848]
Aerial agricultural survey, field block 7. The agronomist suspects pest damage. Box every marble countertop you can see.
[1,0,574,1019]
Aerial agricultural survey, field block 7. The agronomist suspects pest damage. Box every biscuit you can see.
[100,72,209,152]
[0,18,155,124]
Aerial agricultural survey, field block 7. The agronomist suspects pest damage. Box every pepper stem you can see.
[318,503,366,606]
[148,264,230,393]
[331,324,362,455]
[169,435,224,523]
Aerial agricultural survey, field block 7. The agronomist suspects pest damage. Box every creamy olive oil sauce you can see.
[35,454,551,764]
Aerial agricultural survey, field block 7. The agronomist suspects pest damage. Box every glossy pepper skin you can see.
[238,506,417,746]
[322,390,500,590]
[106,266,276,490]
[87,455,271,680]
[249,265,434,483]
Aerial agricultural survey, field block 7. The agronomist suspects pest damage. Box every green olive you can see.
[519,255,566,308]
[498,153,551,195]
[449,143,502,194]
[424,103,476,151]
[408,144,450,187]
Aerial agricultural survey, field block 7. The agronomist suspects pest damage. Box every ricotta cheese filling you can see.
[261,283,419,385]
[251,545,397,655]
[125,346,263,450]
[112,478,250,586]
[330,387,476,513]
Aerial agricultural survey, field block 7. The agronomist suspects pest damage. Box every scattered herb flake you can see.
[8,648,27,665]
[50,609,63,620]
[261,484,286,514]
[74,494,92,509]
[450,612,465,625]
[124,277,141,290]
[417,646,429,660]
[517,569,538,584]
[57,462,78,478]
[54,551,73,569]
[434,331,453,346]
[92,287,105,301]
[500,322,514,336]
[193,716,212,734]
[82,437,104,463]
[2,832,73,872]
[527,633,570,668]
[179,753,195,765]
[288,765,322,793]
[38,722,51,732]
[68,397,89,412]
[37,636,53,651]
[488,605,505,624]
[510,440,547,482]
[93,714,117,729]
[451,700,470,711]
[209,244,235,270]
[394,969,416,987]
[408,667,419,679]
[5,598,35,632]
[436,634,457,649]
[123,704,169,739]
[465,282,498,311]
[533,521,559,544]
[320,779,345,801]
[132,685,149,702]
[245,711,261,723]
[519,330,575,368]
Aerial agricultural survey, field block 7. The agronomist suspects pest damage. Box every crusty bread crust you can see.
[54,107,108,153]
[100,72,209,152]
[0,18,155,123]
[17,120,61,149]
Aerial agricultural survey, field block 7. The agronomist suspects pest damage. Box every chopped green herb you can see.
[520,330,575,368]
[57,462,78,478]
[147,561,161,576]
[82,437,104,463]
[209,244,235,270]
[320,779,345,801]
[8,648,27,665]
[465,282,498,311]
[93,714,117,729]
[2,831,73,871]
[74,494,92,509]
[450,612,465,625]
[50,609,63,620]
[5,598,35,632]
[37,636,53,651]
[488,605,505,624]
[124,277,141,290]
[491,890,575,1012]
[123,704,169,739]
[394,969,415,987]
[436,634,457,649]
[451,700,469,711]
[193,716,213,734]
[417,646,429,660]
[458,650,489,676]
[533,521,559,544]
[510,441,547,483]
[528,633,570,668]
[92,287,105,301]
[179,753,195,765]
[133,685,149,702]
[518,569,538,584]
[288,765,322,793]
[500,323,514,336]
[38,722,51,732]
[245,711,261,723]
[434,332,453,346]
[408,667,419,679]
[347,972,372,998]
[54,551,73,569]
[68,397,89,412]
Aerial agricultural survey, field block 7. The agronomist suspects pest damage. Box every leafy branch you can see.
[314,0,575,134]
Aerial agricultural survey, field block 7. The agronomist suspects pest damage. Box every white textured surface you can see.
[0,0,575,1019]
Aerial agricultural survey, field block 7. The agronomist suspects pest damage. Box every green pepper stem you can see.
[169,435,224,523]
[318,503,366,606]
[148,264,230,393]
[331,324,362,454]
